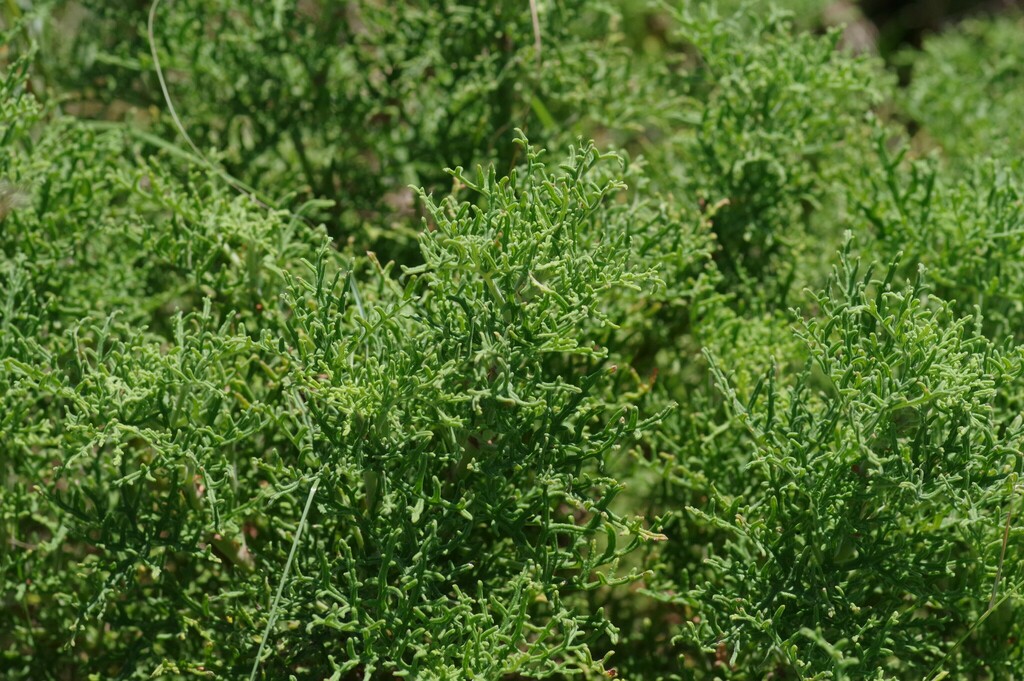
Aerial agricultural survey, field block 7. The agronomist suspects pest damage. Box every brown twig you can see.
[529,0,542,67]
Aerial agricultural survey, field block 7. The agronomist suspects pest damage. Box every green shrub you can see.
[901,13,1024,165]
[662,240,1024,677]
[5,2,1024,680]
[628,3,888,307]
[850,138,1024,342]
[38,0,658,263]
[0,64,693,673]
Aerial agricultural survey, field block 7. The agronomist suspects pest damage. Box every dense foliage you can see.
[3,1,1024,679]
